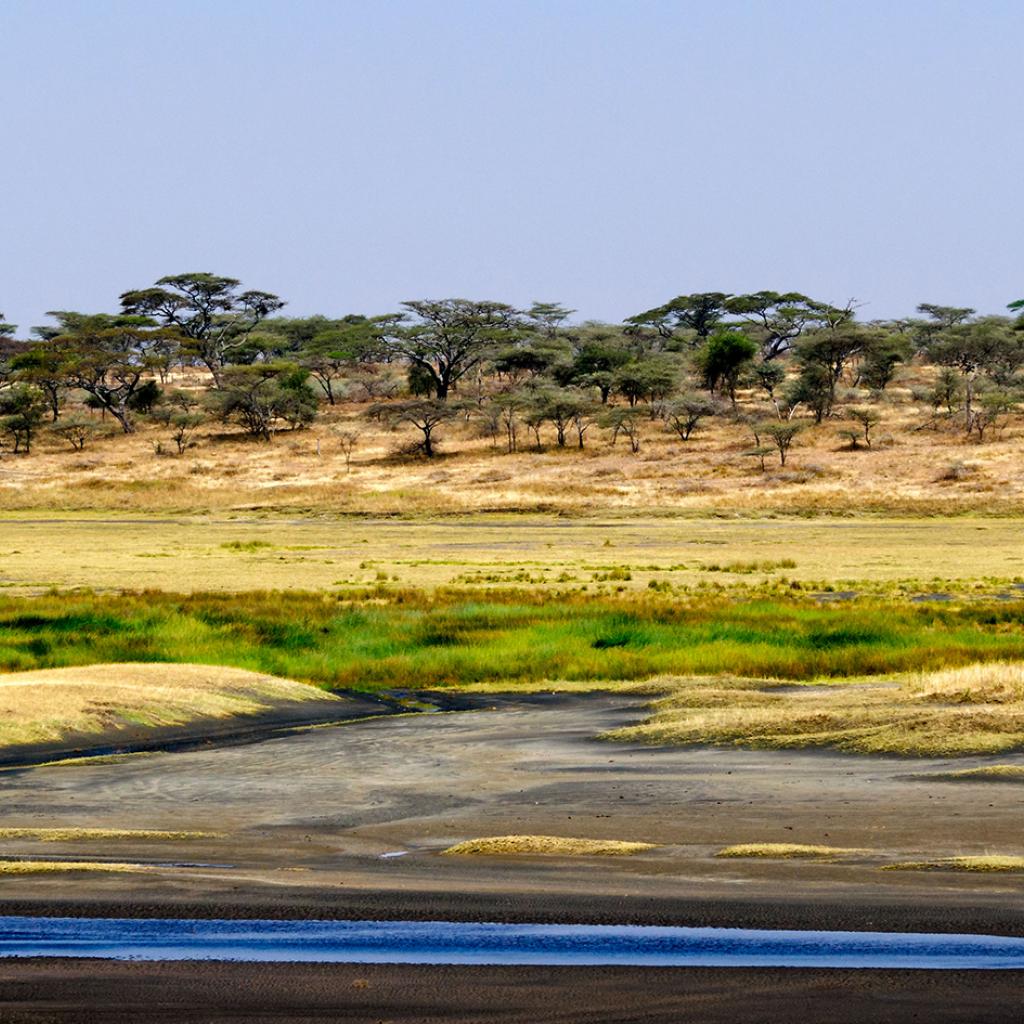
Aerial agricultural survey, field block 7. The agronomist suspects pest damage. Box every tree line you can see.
[1,274,1023,461]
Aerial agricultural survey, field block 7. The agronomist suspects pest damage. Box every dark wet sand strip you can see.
[0,960,1021,1023]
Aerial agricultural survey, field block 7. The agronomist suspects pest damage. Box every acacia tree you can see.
[723,291,827,361]
[841,407,881,449]
[211,364,318,441]
[925,318,1015,433]
[49,414,109,452]
[602,406,642,453]
[627,292,730,345]
[527,388,594,448]
[662,394,716,441]
[0,316,23,391]
[120,273,285,386]
[487,390,530,452]
[298,316,389,405]
[10,345,66,420]
[384,299,521,400]
[790,303,864,420]
[696,330,757,406]
[763,422,802,466]
[524,302,575,337]
[0,385,47,453]
[857,332,910,391]
[368,398,460,457]
[611,356,679,408]
[56,322,179,433]
[555,324,633,402]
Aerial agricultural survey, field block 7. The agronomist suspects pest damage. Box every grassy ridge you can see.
[2,590,1023,688]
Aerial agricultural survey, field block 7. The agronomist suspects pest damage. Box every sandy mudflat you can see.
[0,693,1023,1019]
[0,960,1021,1023]
[0,693,1022,914]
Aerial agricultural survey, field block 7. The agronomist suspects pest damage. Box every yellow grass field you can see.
[1,513,1022,596]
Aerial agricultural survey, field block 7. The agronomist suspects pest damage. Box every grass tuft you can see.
[0,828,216,841]
[442,835,657,857]
[885,856,1024,873]
[925,764,1024,782]
[715,843,865,859]
[0,860,145,874]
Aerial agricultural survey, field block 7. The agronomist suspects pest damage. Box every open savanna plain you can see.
[1,360,1024,520]
[3,511,1024,1020]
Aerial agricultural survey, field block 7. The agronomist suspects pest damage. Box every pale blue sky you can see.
[2,0,1021,335]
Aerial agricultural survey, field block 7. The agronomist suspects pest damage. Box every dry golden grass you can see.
[0,662,339,751]
[19,752,160,770]
[716,843,866,859]
[1,513,1022,598]
[0,365,1022,520]
[442,835,657,857]
[886,856,1024,873]
[0,828,215,841]
[608,663,1024,757]
[928,765,1024,781]
[0,860,145,874]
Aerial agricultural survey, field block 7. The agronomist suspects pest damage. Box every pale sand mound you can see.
[0,662,341,753]
[443,835,657,857]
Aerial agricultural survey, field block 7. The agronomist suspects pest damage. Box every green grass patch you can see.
[1,589,1024,690]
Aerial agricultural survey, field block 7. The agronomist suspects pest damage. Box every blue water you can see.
[0,917,1023,968]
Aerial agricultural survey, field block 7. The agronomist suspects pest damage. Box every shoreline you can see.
[1,886,1023,937]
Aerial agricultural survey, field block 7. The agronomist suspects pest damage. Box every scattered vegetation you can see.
[0,860,145,874]
[3,283,1024,516]
[608,663,1024,757]
[716,843,865,859]
[885,856,1024,873]
[0,828,215,841]
[442,835,656,856]
[923,764,1024,782]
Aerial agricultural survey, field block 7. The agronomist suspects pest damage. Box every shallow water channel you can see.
[1,918,1023,969]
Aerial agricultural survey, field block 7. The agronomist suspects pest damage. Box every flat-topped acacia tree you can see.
[384,299,523,400]
[119,273,285,387]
